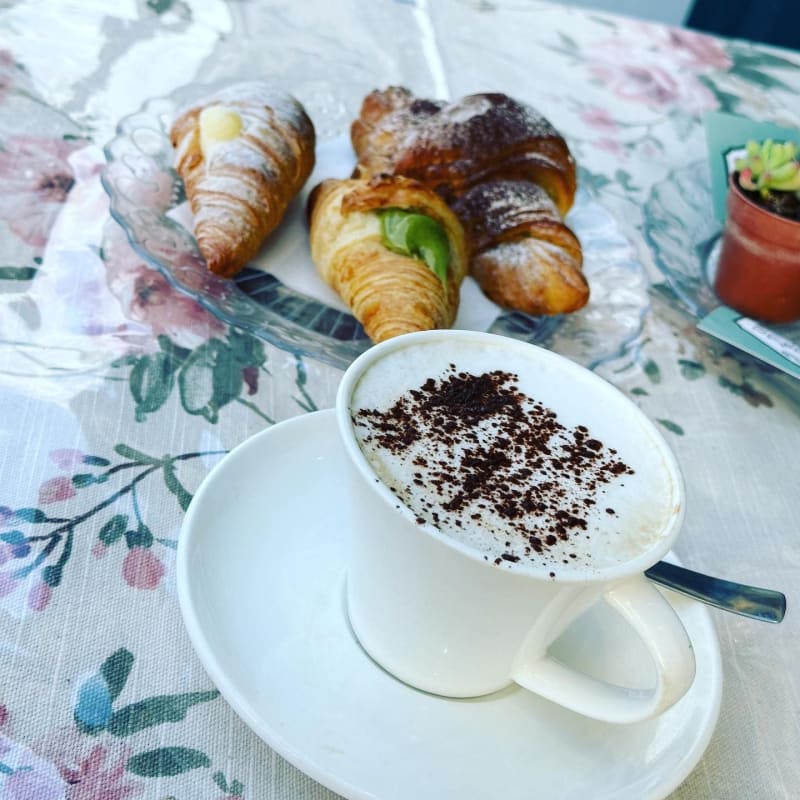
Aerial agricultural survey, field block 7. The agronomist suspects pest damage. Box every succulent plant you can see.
[735,139,800,195]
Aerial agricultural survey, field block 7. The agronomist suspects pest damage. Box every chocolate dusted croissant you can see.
[452,180,587,315]
[307,175,468,343]
[351,86,588,315]
[351,86,576,214]
[170,81,315,278]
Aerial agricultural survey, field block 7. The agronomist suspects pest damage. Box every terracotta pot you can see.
[713,174,800,324]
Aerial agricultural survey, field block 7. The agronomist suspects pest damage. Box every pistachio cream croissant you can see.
[170,82,315,278]
[351,87,588,315]
[307,175,468,343]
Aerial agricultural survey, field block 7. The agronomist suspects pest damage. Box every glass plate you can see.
[101,85,649,370]
[643,160,800,347]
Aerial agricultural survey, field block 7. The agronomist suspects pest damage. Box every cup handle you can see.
[510,576,696,724]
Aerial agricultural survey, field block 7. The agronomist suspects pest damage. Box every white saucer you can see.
[177,410,722,800]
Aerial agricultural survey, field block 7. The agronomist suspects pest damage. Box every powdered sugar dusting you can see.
[358,89,560,163]
[477,238,577,274]
[190,82,312,136]
[452,181,565,253]
[439,95,493,124]
[352,88,574,205]
[169,80,315,274]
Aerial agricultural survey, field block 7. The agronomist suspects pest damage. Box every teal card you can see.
[698,306,800,380]
[703,111,800,223]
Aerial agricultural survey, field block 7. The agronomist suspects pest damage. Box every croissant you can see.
[452,180,587,315]
[170,81,315,278]
[351,87,576,214]
[351,87,588,315]
[307,175,468,343]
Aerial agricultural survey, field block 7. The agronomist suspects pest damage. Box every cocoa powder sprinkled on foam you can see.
[353,367,634,570]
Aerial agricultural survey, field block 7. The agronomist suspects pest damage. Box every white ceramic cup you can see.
[336,330,695,724]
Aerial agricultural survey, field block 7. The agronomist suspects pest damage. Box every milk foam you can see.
[349,338,678,574]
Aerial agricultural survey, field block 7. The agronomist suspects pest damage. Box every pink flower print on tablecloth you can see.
[122,547,165,590]
[91,541,107,559]
[585,31,719,115]
[103,222,225,351]
[4,769,65,800]
[593,138,625,157]
[0,734,67,800]
[619,20,732,71]
[589,59,716,113]
[664,28,732,70]
[49,448,86,471]
[61,744,142,800]
[579,106,618,132]
[0,50,18,103]
[31,728,143,800]
[0,571,17,598]
[0,136,84,250]
[27,579,52,612]
[38,476,76,505]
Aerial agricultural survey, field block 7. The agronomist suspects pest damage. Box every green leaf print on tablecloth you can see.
[101,648,135,701]
[75,649,219,735]
[98,514,127,545]
[129,350,181,420]
[163,459,194,511]
[74,649,219,773]
[128,746,211,777]
[179,338,246,424]
[0,647,242,795]
[107,691,220,737]
[0,265,38,280]
[115,330,282,423]
[678,359,706,380]
[0,444,227,610]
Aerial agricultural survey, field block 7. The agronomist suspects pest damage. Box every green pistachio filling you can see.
[379,209,450,283]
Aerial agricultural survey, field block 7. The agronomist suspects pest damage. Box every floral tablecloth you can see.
[1,2,799,798]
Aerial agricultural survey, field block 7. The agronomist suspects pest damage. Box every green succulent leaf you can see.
[735,138,799,192]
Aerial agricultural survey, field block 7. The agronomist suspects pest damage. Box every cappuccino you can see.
[349,338,678,575]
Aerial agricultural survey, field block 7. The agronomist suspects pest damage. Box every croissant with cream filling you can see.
[170,81,315,278]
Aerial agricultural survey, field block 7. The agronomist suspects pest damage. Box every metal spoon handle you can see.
[645,560,786,624]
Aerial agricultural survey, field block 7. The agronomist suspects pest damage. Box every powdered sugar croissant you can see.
[452,180,587,315]
[351,87,588,316]
[308,175,468,343]
[170,82,315,278]
[351,86,576,214]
